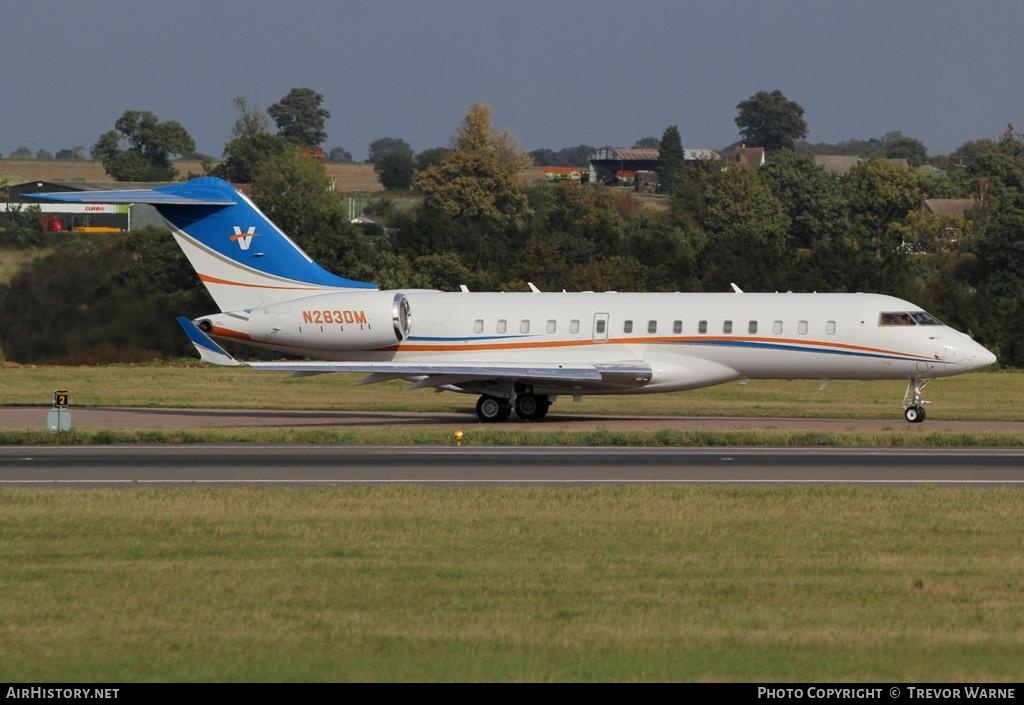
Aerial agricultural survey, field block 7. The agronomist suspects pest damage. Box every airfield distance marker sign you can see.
[48,390,71,432]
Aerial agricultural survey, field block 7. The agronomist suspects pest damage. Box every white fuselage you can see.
[203,290,995,396]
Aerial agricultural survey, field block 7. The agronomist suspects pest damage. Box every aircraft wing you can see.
[177,317,652,387]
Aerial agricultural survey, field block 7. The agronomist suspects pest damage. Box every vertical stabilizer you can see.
[28,177,377,312]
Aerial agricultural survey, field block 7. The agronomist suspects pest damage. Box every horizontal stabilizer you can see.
[27,187,235,207]
[176,317,241,366]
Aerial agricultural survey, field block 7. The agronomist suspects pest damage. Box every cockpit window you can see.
[879,311,944,326]
[879,312,915,326]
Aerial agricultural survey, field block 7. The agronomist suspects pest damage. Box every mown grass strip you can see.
[1,485,1022,681]
[2,427,1023,447]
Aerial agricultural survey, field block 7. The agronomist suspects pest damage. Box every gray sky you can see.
[3,0,1022,160]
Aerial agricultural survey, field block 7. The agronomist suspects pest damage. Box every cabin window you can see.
[698,320,708,334]
[623,320,633,334]
[570,319,580,334]
[826,320,837,335]
[520,319,530,333]
[798,320,808,335]
[673,320,682,334]
[473,319,484,334]
[880,312,915,326]
[723,320,733,334]
[748,320,758,334]
[497,319,507,334]
[595,319,606,334]
[772,320,783,335]
[546,319,556,334]
[648,320,657,334]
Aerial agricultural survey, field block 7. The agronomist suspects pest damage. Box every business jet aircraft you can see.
[31,176,996,423]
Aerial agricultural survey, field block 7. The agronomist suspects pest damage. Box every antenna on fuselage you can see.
[730,283,744,293]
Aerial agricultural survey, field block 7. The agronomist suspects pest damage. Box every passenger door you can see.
[593,313,609,343]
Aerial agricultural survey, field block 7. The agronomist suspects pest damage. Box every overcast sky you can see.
[3,0,1022,160]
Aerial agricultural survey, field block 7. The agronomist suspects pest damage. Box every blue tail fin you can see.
[29,176,376,311]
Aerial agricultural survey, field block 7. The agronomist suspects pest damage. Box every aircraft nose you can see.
[959,340,997,371]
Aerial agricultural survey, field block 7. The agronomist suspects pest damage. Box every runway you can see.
[2,446,1024,487]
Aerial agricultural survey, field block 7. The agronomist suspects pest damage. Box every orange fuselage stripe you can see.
[199,273,327,291]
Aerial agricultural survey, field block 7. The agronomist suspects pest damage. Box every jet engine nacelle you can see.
[249,290,412,351]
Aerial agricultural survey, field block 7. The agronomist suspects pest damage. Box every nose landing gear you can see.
[902,378,930,423]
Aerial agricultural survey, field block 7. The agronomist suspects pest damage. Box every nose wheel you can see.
[902,379,930,423]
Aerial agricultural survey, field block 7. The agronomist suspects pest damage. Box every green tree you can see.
[554,145,593,167]
[844,157,922,259]
[230,96,271,140]
[374,144,416,190]
[327,146,353,163]
[656,125,685,195]
[367,137,412,164]
[995,123,1024,160]
[92,110,196,181]
[735,89,808,152]
[416,147,452,171]
[250,149,373,278]
[759,149,849,248]
[267,88,330,147]
[412,103,531,228]
[527,148,558,166]
[633,137,660,149]
[35,149,53,160]
[884,133,928,166]
[698,168,792,291]
[212,133,290,183]
[9,147,32,159]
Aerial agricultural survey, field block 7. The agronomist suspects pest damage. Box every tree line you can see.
[2,94,1024,367]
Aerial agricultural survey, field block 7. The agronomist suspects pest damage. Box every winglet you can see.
[176,316,242,366]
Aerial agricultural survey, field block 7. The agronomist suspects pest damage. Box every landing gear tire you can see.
[476,395,511,423]
[904,405,926,424]
[902,378,931,423]
[515,394,550,421]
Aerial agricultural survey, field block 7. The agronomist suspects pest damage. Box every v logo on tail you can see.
[230,226,258,251]
[29,176,996,423]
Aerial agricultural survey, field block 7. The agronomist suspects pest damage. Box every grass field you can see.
[1,364,1020,420]
[1,486,1021,682]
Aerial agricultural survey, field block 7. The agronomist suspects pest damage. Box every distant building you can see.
[732,146,766,170]
[923,198,975,218]
[814,155,913,176]
[4,181,163,232]
[814,155,860,175]
[588,147,720,186]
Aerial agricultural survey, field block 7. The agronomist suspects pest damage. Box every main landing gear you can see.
[474,394,551,422]
[902,378,930,423]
